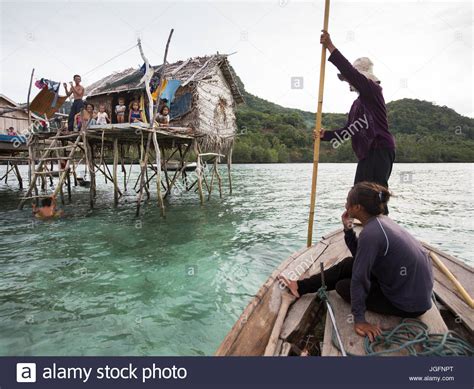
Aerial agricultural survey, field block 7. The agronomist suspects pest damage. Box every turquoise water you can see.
[0,163,472,355]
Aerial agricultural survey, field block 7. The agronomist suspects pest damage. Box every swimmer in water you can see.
[32,195,63,219]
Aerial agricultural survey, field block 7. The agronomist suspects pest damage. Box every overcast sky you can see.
[1,1,472,117]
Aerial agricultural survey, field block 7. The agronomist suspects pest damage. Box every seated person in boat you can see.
[155,104,170,127]
[32,195,63,219]
[279,182,434,341]
[7,126,16,136]
[317,31,396,214]
[129,100,143,123]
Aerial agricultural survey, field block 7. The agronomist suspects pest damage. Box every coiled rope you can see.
[317,286,474,356]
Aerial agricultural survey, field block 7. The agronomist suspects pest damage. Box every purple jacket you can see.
[345,216,433,323]
[322,49,395,160]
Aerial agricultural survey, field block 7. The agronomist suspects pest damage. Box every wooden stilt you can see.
[201,161,211,193]
[227,145,233,195]
[2,162,12,183]
[144,160,150,200]
[162,148,171,195]
[12,163,23,189]
[90,143,97,199]
[194,141,204,205]
[208,158,216,201]
[113,137,119,206]
[26,68,34,185]
[120,144,127,192]
[72,158,78,186]
[49,160,54,187]
[152,131,165,216]
[136,133,152,216]
[215,158,223,198]
[64,142,71,201]
[93,162,119,188]
[27,138,38,203]
[66,168,72,201]
[82,132,95,209]
[165,143,191,198]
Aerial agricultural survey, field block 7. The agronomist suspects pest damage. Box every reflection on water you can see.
[0,163,472,355]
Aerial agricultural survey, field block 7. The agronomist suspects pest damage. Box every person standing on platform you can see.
[64,75,85,132]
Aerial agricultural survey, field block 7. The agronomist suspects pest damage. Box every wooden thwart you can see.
[321,292,448,356]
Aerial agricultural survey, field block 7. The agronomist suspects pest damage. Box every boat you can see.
[0,133,28,153]
[215,225,474,356]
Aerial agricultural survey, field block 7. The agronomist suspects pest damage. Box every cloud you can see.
[0,1,472,117]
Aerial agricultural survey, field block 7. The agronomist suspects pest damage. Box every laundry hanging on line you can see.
[139,63,182,105]
[151,79,168,101]
[160,80,182,107]
[35,78,61,108]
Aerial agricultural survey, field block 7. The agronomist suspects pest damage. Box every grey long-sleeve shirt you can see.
[349,216,433,323]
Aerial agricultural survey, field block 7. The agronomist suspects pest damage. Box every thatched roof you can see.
[86,54,244,103]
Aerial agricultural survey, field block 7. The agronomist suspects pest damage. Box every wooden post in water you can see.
[194,141,204,205]
[215,158,223,198]
[113,137,119,206]
[307,0,331,248]
[120,144,127,192]
[136,133,152,216]
[227,145,233,195]
[26,68,34,186]
[12,163,23,189]
[152,132,165,216]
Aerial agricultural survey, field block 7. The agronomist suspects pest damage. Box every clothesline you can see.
[82,43,139,77]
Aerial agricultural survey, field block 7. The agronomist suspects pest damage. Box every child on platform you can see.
[155,105,170,127]
[96,104,110,125]
[129,100,143,123]
[115,97,126,124]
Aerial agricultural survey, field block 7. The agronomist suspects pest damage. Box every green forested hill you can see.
[233,82,474,163]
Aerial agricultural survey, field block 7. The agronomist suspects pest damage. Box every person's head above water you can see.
[41,197,53,207]
[345,181,391,219]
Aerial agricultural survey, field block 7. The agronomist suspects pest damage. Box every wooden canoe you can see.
[215,226,474,356]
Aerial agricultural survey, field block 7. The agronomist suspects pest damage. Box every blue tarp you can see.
[170,93,192,120]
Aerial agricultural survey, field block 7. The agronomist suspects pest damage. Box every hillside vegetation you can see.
[233,79,474,163]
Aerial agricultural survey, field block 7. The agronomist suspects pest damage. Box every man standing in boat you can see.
[318,31,396,213]
[64,74,85,132]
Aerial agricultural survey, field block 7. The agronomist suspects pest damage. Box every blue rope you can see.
[317,286,474,356]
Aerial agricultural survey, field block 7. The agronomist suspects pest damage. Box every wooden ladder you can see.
[18,132,83,209]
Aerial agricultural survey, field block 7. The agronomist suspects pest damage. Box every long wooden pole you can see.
[113,137,119,206]
[27,68,34,186]
[307,0,331,247]
[430,252,474,309]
